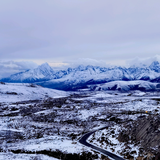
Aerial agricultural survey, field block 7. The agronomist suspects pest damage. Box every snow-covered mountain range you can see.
[1,63,55,83]
[1,61,160,91]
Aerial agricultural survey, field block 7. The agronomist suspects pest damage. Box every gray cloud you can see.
[126,55,160,67]
[0,0,160,64]
[0,61,38,78]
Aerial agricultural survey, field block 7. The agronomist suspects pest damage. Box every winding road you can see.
[79,126,125,160]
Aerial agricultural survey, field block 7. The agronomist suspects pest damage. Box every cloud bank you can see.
[127,55,160,67]
[0,61,38,78]
[0,0,160,63]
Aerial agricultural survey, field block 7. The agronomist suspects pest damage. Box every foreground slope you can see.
[0,88,160,159]
[0,82,67,102]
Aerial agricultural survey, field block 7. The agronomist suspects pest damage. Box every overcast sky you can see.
[1,0,160,77]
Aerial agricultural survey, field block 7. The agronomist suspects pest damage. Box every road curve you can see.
[79,126,125,160]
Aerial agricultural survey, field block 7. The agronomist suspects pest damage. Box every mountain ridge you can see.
[1,61,160,91]
[1,62,55,83]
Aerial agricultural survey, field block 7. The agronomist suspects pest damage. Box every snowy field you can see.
[0,83,160,159]
[0,83,68,103]
[0,152,59,160]
[6,135,90,154]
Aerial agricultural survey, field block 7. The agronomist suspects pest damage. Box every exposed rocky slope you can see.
[118,115,160,160]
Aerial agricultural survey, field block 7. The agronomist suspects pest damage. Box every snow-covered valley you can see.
[0,83,160,159]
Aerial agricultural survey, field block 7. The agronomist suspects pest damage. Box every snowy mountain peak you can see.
[1,62,55,83]
[39,62,51,69]
[150,61,159,67]
[149,61,160,72]
[33,63,55,79]
[37,63,55,76]
[76,65,86,71]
